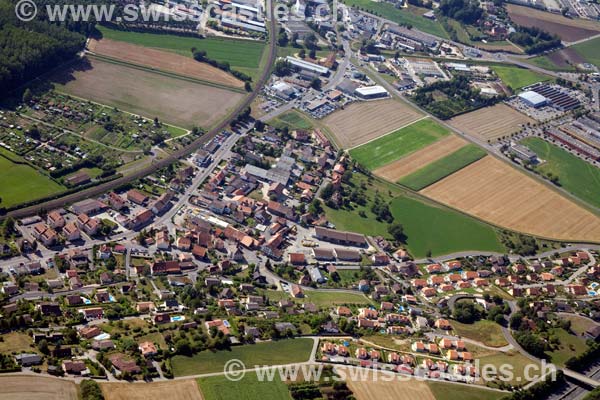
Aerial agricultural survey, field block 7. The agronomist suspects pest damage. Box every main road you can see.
[2,1,278,221]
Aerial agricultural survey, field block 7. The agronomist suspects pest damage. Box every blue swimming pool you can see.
[170,315,185,322]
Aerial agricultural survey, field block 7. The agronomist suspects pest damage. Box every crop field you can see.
[101,380,203,400]
[172,338,313,377]
[522,137,600,209]
[449,104,535,142]
[96,25,266,79]
[0,376,78,400]
[323,99,423,149]
[491,65,551,90]
[349,118,449,170]
[343,369,435,400]
[198,373,290,400]
[88,38,243,88]
[420,156,600,241]
[52,58,244,129]
[0,155,65,209]
[507,4,600,42]
[399,145,487,190]
[427,382,506,400]
[529,37,600,70]
[373,135,467,182]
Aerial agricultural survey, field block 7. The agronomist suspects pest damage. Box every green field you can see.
[342,0,449,38]
[265,289,373,307]
[349,118,449,170]
[546,328,588,367]
[268,110,314,131]
[324,173,504,258]
[427,381,506,400]
[96,25,266,79]
[491,65,551,90]
[399,144,487,190]
[572,37,600,68]
[450,320,508,348]
[198,373,291,400]
[528,55,577,72]
[477,350,539,386]
[521,137,600,209]
[0,155,65,209]
[171,339,313,377]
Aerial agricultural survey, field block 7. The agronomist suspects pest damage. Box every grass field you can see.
[341,0,448,38]
[198,373,291,400]
[546,328,588,367]
[97,25,266,79]
[0,332,38,354]
[399,144,487,190]
[0,155,65,209]
[349,118,449,170]
[101,380,203,400]
[491,65,551,90]
[427,382,506,400]
[421,156,600,242]
[450,320,508,348]
[0,376,78,400]
[324,172,504,258]
[571,36,600,68]
[521,137,600,209]
[266,289,373,307]
[560,314,599,336]
[268,110,314,131]
[171,339,313,377]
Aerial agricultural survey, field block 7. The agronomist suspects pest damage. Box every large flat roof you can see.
[355,85,388,96]
[519,90,547,105]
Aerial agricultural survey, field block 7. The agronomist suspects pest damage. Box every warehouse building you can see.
[518,91,548,108]
[354,85,389,100]
[285,56,330,76]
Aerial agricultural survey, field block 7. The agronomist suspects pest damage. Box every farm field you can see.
[427,381,506,400]
[399,144,487,190]
[506,4,600,42]
[0,376,78,400]
[491,65,551,90]
[571,36,600,68]
[343,368,435,400]
[349,118,449,170]
[101,380,203,400]
[521,137,600,209]
[0,155,65,209]
[420,156,600,241]
[528,51,579,71]
[198,373,291,400]
[324,172,504,257]
[171,338,313,376]
[88,38,244,88]
[450,320,509,348]
[373,135,467,182]
[449,103,535,142]
[96,25,266,79]
[323,99,423,149]
[52,58,244,129]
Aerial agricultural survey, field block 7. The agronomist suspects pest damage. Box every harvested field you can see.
[88,38,244,88]
[547,48,586,68]
[449,104,535,142]
[101,380,203,400]
[52,57,244,129]
[373,134,467,181]
[507,4,600,42]
[0,375,78,400]
[342,368,434,400]
[420,156,600,241]
[323,99,423,149]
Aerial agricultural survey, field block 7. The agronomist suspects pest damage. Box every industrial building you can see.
[354,85,389,100]
[271,81,296,100]
[526,83,581,111]
[285,56,330,76]
[510,143,537,163]
[518,91,548,108]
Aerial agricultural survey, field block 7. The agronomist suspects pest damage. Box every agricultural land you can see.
[101,380,203,400]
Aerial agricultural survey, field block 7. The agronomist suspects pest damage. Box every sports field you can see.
[52,57,244,129]
[399,145,487,190]
[198,373,291,400]
[420,156,600,241]
[349,118,449,170]
[97,25,266,79]
[0,155,65,209]
[101,380,203,400]
[0,376,78,400]
[522,137,600,209]
[449,104,535,142]
[491,65,551,90]
[171,339,313,377]
[373,135,467,182]
[88,38,244,88]
[323,99,423,149]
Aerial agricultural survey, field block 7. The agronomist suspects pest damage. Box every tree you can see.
[309,48,316,59]
[308,199,323,216]
[22,88,33,103]
[244,81,252,92]
[273,59,291,77]
[81,379,104,400]
[387,223,405,242]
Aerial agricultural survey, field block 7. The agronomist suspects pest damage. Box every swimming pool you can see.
[93,333,110,341]
[591,282,599,289]
[81,297,91,305]
[589,291,597,296]
[170,315,185,322]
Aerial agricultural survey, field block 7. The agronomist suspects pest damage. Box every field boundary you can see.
[346,115,429,151]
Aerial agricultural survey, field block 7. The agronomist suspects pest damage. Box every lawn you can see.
[171,339,313,377]
[264,289,373,307]
[399,144,487,190]
[324,172,504,258]
[491,65,551,90]
[349,118,449,170]
[560,314,599,336]
[521,137,600,209]
[96,25,266,79]
[450,320,508,348]
[198,373,291,400]
[342,0,449,38]
[546,328,588,367]
[427,381,506,400]
[0,332,38,354]
[0,155,65,209]
[572,36,600,67]
[477,350,539,385]
[268,110,314,131]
